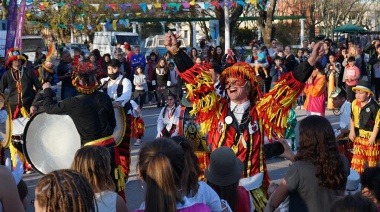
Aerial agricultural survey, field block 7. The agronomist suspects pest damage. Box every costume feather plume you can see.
[46,43,55,61]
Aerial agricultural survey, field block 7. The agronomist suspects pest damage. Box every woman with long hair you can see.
[265,116,349,212]
[71,146,128,212]
[205,46,215,63]
[189,48,198,63]
[136,138,210,212]
[156,93,181,138]
[213,46,224,66]
[34,47,46,65]
[102,53,112,75]
[171,136,231,211]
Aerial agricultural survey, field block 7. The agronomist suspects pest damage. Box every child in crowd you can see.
[171,136,232,212]
[133,65,147,109]
[270,56,288,88]
[361,167,380,210]
[304,62,327,116]
[136,138,210,212]
[157,93,181,138]
[195,56,203,65]
[330,194,377,212]
[349,80,380,174]
[71,146,128,212]
[155,58,169,108]
[72,47,83,68]
[205,147,252,212]
[130,99,144,146]
[34,169,96,212]
[343,56,361,102]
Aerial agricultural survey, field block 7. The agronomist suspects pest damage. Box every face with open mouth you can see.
[226,77,249,103]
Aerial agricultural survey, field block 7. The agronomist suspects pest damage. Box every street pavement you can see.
[22,105,340,212]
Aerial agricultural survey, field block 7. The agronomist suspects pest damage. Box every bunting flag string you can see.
[25,0,269,32]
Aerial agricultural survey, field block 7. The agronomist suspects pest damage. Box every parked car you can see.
[65,43,90,58]
[141,35,187,59]
[92,31,141,58]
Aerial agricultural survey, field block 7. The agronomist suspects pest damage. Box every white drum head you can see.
[23,113,81,174]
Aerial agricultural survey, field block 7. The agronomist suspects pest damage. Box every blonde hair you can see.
[348,46,358,57]
[71,146,115,193]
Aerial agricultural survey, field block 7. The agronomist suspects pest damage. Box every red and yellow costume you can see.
[173,50,314,211]
[350,98,380,174]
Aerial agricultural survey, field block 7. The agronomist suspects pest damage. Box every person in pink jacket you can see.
[343,56,361,102]
[304,61,327,116]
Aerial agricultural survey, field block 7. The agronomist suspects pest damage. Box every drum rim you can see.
[1,92,12,148]
[114,107,127,146]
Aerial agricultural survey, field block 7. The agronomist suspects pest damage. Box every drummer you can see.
[0,48,41,169]
[42,62,126,200]
[100,59,133,183]
[329,87,351,139]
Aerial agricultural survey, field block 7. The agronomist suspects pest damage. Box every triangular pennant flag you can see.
[204,3,210,9]
[58,23,67,29]
[147,4,153,10]
[113,13,119,17]
[26,0,33,3]
[190,0,195,6]
[175,3,181,10]
[237,1,245,7]
[120,4,128,11]
[139,3,146,13]
[26,4,33,10]
[57,2,65,7]
[43,22,49,28]
[167,2,176,8]
[112,20,117,30]
[73,0,80,5]
[80,13,85,17]
[231,2,237,7]
[135,12,142,16]
[154,3,161,9]
[39,4,45,10]
[132,4,140,9]
[25,13,31,18]
[173,10,178,14]
[162,3,167,10]
[226,1,232,8]
[90,4,99,11]
[182,2,190,9]
[87,24,94,31]
[107,4,116,10]
[126,3,132,7]
[197,2,205,9]
[42,2,49,7]
[96,24,102,31]
[210,2,220,9]
[52,3,59,10]
[219,2,224,8]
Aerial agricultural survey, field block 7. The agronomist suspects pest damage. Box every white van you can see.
[92,31,141,57]
[22,36,47,62]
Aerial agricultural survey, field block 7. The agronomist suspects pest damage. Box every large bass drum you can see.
[23,113,81,174]
[113,107,126,146]
[0,93,12,148]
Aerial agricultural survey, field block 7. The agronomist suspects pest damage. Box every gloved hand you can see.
[156,132,163,138]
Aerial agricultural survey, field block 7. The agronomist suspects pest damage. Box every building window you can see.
[184,30,188,38]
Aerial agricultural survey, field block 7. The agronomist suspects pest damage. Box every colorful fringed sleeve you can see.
[173,50,223,136]
[256,61,313,140]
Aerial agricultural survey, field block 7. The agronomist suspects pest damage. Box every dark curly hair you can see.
[295,115,348,190]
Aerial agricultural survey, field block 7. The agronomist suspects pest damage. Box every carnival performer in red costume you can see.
[164,31,325,211]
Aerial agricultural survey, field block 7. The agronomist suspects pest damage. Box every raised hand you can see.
[307,41,325,66]
[164,31,180,54]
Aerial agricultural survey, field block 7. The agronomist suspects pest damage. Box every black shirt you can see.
[43,88,115,144]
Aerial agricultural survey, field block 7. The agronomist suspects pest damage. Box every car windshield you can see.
[71,44,87,49]
[115,35,140,46]
[22,38,47,52]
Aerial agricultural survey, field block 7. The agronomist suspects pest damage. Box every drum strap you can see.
[84,135,115,148]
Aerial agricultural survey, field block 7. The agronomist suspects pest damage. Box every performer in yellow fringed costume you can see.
[164,31,326,211]
[349,80,380,174]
